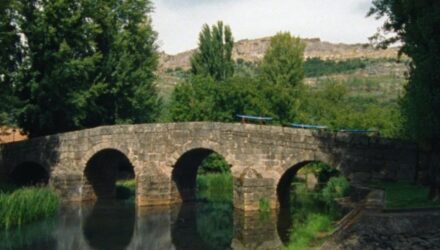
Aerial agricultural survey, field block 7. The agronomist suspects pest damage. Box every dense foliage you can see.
[369,0,440,198]
[259,32,305,87]
[304,58,367,77]
[0,0,160,137]
[190,21,234,81]
[0,0,21,125]
[297,81,403,137]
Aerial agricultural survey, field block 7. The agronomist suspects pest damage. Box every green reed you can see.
[0,186,59,230]
[197,173,233,202]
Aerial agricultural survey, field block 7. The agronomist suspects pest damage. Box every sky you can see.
[151,0,382,54]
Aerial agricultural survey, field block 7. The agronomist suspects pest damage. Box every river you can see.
[0,200,293,250]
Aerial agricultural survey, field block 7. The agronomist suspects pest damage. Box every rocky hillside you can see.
[158,37,400,72]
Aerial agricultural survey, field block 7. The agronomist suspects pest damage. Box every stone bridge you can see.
[0,122,417,211]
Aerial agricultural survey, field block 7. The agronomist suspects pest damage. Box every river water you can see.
[0,200,292,250]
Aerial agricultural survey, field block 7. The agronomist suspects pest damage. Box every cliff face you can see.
[158,37,399,72]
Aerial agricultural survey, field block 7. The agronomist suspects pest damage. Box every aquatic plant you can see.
[0,187,59,229]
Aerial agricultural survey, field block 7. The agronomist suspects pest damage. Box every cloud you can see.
[152,0,383,54]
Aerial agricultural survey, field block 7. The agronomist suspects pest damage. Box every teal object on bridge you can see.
[339,129,378,134]
[287,123,328,129]
[236,114,273,121]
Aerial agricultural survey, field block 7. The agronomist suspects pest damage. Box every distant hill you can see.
[156,36,407,101]
[158,37,400,72]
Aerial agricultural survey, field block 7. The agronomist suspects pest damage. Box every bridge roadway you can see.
[0,122,417,211]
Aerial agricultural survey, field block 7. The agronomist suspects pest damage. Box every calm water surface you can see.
[0,200,292,250]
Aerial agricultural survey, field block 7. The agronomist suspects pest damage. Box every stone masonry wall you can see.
[0,122,418,211]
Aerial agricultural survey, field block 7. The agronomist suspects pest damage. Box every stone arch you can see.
[10,161,49,186]
[276,159,341,244]
[171,145,232,202]
[168,140,233,170]
[80,143,139,174]
[82,147,136,201]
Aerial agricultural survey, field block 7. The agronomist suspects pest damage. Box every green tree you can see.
[369,1,440,199]
[169,76,218,122]
[259,32,305,87]
[168,75,269,122]
[0,0,21,126]
[190,21,234,81]
[8,0,160,137]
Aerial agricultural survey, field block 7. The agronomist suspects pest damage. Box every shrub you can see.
[321,177,350,205]
[199,153,230,174]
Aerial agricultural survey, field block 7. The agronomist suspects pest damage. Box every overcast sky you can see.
[151,0,382,54]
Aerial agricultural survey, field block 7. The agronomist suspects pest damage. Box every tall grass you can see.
[197,174,233,202]
[370,181,440,209]
[286,213,333,250]
[285,176,350,249]
[0,186,59,230]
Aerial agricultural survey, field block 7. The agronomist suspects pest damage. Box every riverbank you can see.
[0,185,59,229]
[321,182,440,249]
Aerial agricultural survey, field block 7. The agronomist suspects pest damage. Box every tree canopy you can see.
[369,0,440,198]
[190,21,234,81]
[1,0,160,137]
[0,0,21,125]
[259,32,305,87]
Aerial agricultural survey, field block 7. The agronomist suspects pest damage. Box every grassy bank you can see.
[370,181,440,209]
[0,186,59,230]
[286,213,333,250]
[285,176,350,250]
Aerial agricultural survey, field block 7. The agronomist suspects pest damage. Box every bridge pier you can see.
[233,168,278,211]
[50,173,84,202]
[136,169,181,207]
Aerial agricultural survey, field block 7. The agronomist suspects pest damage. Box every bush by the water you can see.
[198,153,231,174]
[0,187,59,229]
[321,176,351,205]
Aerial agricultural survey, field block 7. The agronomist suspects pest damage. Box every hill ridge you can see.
[159,36,399,72]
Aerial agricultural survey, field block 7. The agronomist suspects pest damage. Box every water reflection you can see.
[0,217,57,250]
[172,202,233,250]
[1,201,287,250]
[233,211,283,250]
[83,201,135,250]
